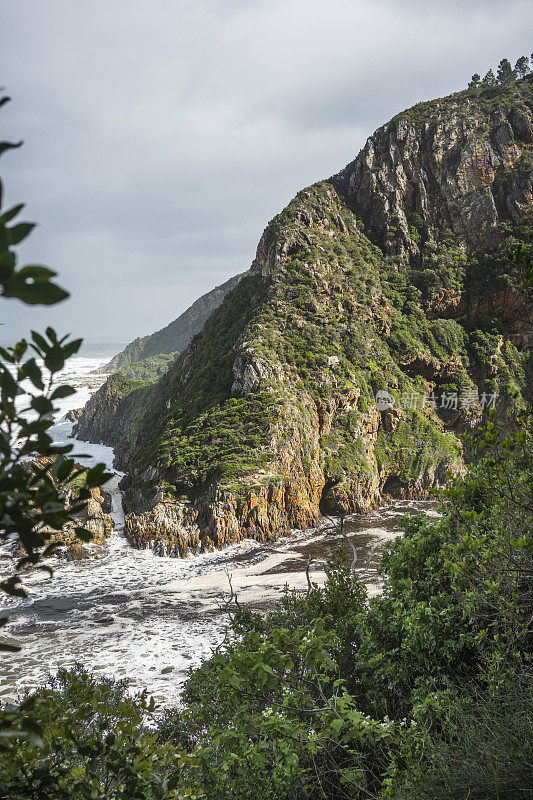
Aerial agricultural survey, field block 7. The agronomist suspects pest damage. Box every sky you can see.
[0,0,531,344]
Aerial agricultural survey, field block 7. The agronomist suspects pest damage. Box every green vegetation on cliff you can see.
[75,75,533,551]
[117,352,178,382]
[130,272,277,498]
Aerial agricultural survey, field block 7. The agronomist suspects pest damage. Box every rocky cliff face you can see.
[332,84,533,348]
[334,93,532,258]
[77,76,533,557]
[100,272,244,375]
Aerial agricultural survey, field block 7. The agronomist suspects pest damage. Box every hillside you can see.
[76,76,533,557]
[99,272,244,377]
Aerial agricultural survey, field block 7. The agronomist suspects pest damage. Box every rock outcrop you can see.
[334,94,533,259]
[64,408,83,423]
[76,76,533,557]
[49,484,113,560]
[20,458,114,561]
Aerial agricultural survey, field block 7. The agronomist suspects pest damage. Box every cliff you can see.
[99,272,244,376]
[77,76,533,557]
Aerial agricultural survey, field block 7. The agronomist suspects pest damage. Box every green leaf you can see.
[0,203,25,224]
[41,542,62,557]
[17,264,57,281]
[0,577,27,598]
[14,339,28,358]
[62,338,83,358]
[7,222,35,245]
[3,277,69,305]
[16,555,41,572]
[31,396,54,415]
[86,463,112,488]
[0,224,8,252]
[51,384,75,400]
[44,346,65,373]
[19,358,44,390]
[49,443,73,455]
[18,697,36,712]
[0,368,18,398]
[54,456,75,481]
[31,330,48,352]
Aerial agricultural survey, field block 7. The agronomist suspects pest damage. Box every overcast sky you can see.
[1,0,531,344]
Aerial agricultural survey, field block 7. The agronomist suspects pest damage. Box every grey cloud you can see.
[0,0,531,342]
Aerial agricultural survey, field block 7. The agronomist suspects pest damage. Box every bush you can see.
[394,676,533,800]
[0,665,185,800]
